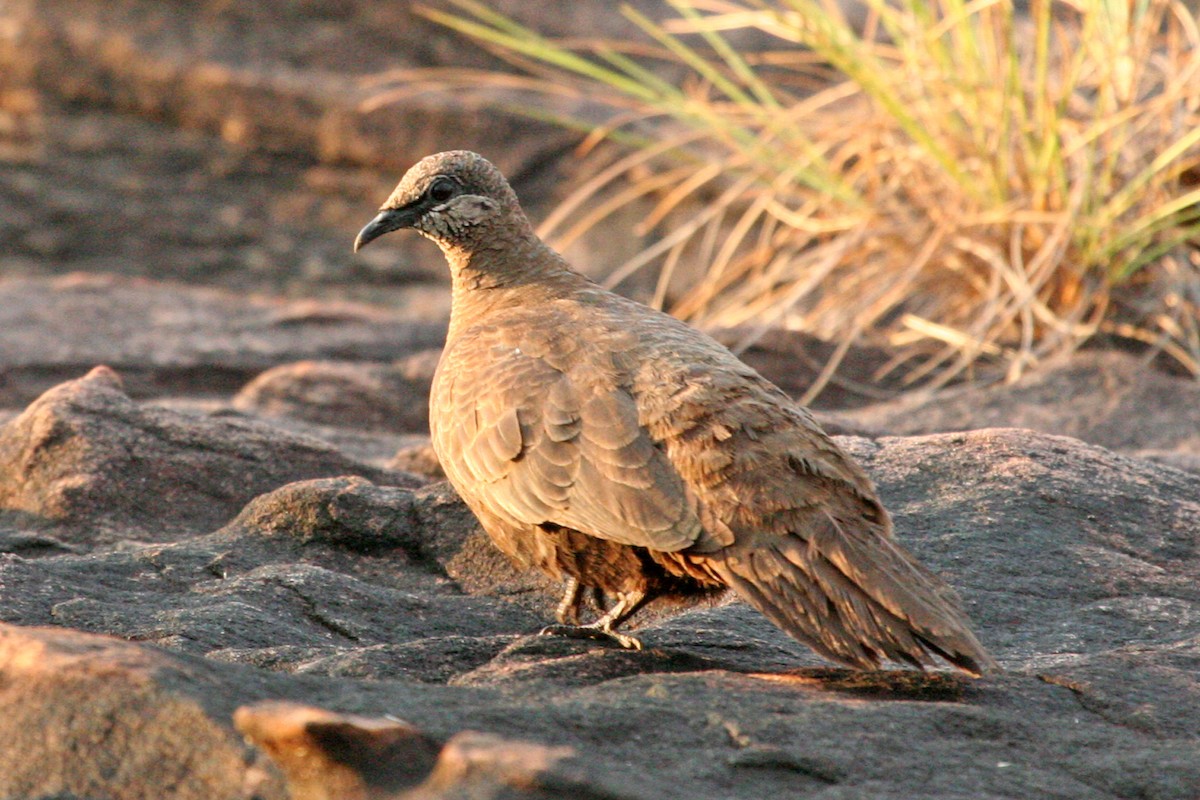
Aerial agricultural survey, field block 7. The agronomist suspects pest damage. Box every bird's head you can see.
[353,150,524,254]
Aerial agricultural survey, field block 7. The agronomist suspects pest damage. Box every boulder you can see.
[0,275,446,406]
[0,367,420,541]
[0,624,288,800]
[1,427,1197,799]
[232,351,440,434]
[845,350,1200,462]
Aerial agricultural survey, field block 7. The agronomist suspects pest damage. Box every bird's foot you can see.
[538,624,643,651]
[554,578,609,626]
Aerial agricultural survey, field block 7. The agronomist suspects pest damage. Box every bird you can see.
[354,150,996,675]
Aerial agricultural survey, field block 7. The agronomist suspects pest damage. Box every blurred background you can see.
[0,1,597,310]
[2,0,1198,400]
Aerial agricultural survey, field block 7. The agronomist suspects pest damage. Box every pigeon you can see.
[355,150,995,674]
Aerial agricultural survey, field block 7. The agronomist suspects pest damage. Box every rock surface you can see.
[0,624,288,800]
[0,275,446,406]
[842,349,1200,461]
[233,351,440,435]
[1,369,1198,797]
[0,366,421,541]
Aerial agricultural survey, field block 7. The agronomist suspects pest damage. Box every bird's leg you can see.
[540,588,648,650]
[555,578,611,625]
[555,577,583,625]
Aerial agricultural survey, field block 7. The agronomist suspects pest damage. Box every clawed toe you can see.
[538,624,643,651]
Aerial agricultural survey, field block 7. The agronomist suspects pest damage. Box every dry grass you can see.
[368,0,1200,394]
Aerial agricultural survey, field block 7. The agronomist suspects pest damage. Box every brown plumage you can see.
[355,150,996,675]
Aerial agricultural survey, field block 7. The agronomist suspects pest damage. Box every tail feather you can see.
[711,513,996,676]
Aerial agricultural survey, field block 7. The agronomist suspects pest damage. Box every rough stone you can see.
[234,702,441,800]
[2,427,1197,799]
[387,441,446,481]
[0,624,288,800]
[233,351,440,434]
[0,275,446,406]
[845,350,1200,461]
[0,367,421,541]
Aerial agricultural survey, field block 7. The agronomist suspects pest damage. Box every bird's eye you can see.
[428,178,456,203]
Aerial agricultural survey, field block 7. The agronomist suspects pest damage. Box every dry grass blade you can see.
[374,0,1200,395]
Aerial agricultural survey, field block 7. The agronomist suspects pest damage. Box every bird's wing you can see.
[709,490,996,675]
[433,338,702,553]
[636,362,995,674]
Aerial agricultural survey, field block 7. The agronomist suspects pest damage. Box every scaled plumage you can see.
[355,150,996,675]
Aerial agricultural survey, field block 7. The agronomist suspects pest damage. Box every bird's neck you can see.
[441,230,585,339]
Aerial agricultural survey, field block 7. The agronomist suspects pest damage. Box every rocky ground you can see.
[1,1,1199,799]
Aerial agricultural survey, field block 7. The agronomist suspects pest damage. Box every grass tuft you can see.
[374,0,1200,392]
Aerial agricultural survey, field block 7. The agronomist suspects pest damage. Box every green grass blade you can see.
[667,0,784,110]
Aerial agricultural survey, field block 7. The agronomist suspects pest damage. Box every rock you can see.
[406,481,557,606]
[0,0,579,179]
[387,441,445,481]
[234,701,647,800]
[406,730,636,800]
[2,427,1197,798]
[234,702,441,800]
[0,98,459,296]
[0,367,420,541]
[0,624,287,800]
[0,275,446,406]
[844,350,1200,460]
[449,633,732,689]
[0,0,786,179]
[0,475,543,669]
[232,351,440,434]
[838,428,1200,669]
[1135,449,1200,474]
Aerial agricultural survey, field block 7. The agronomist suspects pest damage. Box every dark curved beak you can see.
[353,206,418,252]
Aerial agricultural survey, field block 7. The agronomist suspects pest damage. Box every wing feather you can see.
[432,340,702,553]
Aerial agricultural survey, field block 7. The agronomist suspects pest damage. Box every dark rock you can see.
[0,624,288,800]
[387,441,445,481]
[712,326,897,410]
[201,410,426,470]
[449,634,731,689]
[0,367,420,540]
[290,636,517,683]
[0,475,540,670]
[836,428,1200,666]
[407,481,558,608]
[232,351,440,434]
[0,275,446,406]
[234,702,441,799]
[0,98,456,295]
[2,427,1197,799]
[845,350,1200,460]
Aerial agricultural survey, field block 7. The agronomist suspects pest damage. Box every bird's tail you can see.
[709,513,996,676]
